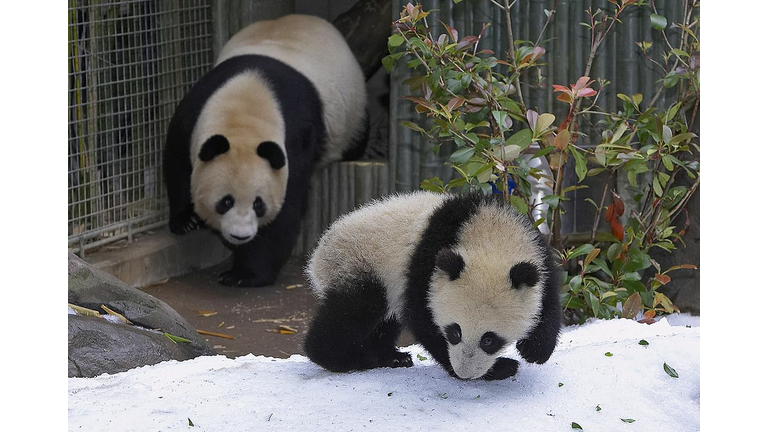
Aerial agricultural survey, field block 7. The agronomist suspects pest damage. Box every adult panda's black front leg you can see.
[218,206,301,287]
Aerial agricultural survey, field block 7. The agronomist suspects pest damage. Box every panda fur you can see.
[304,191,562,380]
[163,15,367,287]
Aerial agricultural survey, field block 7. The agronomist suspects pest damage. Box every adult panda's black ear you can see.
[509,262,539,289]
[435,248,464,281]
[257,141,286,170]
[199,135,230,162]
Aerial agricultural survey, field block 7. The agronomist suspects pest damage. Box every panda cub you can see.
[164,15,367,287]
[304,191,562,380]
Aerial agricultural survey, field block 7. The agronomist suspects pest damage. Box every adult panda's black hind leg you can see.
[304,273,412,372]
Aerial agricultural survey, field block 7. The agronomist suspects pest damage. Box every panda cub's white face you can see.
[427,205,546,379]
[429,248,544,380]
[191,135,287,245]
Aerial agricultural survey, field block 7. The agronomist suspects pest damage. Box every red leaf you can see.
[654,274,672,285]
[553,129,570,150]
[605,203,615,222]
[441,21,459,43]
[556,93,573,103]
[573,76,594,92]
[552,84,570,93]
[610,218,624,241]
[613,196,625,216]
[577,88,597,98]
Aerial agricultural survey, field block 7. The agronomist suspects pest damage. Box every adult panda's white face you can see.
[191,135,287,246]
[427,206,546,380]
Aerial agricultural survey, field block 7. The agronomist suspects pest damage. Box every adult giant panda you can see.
[164,15,367,287]
[304,191,562,380]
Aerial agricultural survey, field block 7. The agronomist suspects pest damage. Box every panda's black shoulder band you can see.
[257,141,286,170]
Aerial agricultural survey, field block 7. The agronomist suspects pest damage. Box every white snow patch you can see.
[68,317,700,431]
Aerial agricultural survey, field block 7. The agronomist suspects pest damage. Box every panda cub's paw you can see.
[169,205,203,235]
[218,269,275,288]
[383,351,413,369]
[482,357,519,381]
[516,336,557,365]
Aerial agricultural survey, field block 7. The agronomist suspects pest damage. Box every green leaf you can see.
[542,194,561,209]
[509,195,529,215]
[382,55,397,73]
[450,147,475,164]
[605,352,613,357]
[663,362,679,378]
[586,290,600,317]
[532,145,556,159]
[653,177,663,196]
[569,243,595,259]
[507,129,533,150]
[625,247,652,273]
[164,332,192,344]
[535,113,556,134]
[188,418,194,427]
[388,34,405,50]
[607,243,622,261]
[663,71,679,88]
[400,121,426,134]
[650,13,667,30]
[568,275,583,291]
[572,422,583,430]
[596,405,602,412]
[571,147,588,182]
[558,382,564,387]
[417,353,428,361]
[621,418,636,423]
[638,339,649,346]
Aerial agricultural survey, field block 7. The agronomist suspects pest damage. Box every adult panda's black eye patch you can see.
[216,195,234,215]
[509,261,539,289]
[257,141,286,170]
[253,196,266,218]
[199,134,230,161]
[444,323,462,345]
[435,248,464,281]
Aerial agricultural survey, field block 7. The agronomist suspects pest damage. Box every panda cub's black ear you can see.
[199,135,230,161]
[436,248,464,281]
[257,141,286,170]
[509,262,539,289]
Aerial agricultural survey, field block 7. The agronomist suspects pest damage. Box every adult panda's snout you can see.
[220,210,259,245]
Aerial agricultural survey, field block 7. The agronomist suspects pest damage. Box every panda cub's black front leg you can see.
[482,357,520,381]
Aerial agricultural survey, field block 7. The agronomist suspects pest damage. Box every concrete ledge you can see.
[84,229,231,288]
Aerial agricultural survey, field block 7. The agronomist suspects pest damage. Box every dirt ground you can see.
[143,257,316,359]
[143,257,416,359]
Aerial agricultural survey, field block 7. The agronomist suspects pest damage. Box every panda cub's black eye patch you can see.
[216,195,234,215]
[444,323,462,345]
[253,196,266,218]
[479,331,506,355]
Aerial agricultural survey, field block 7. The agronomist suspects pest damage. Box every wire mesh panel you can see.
[68,0,212,254]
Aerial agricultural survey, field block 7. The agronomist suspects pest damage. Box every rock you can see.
[68,252,215,377]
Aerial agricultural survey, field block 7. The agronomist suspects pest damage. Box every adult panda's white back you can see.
[216,14,367,163]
